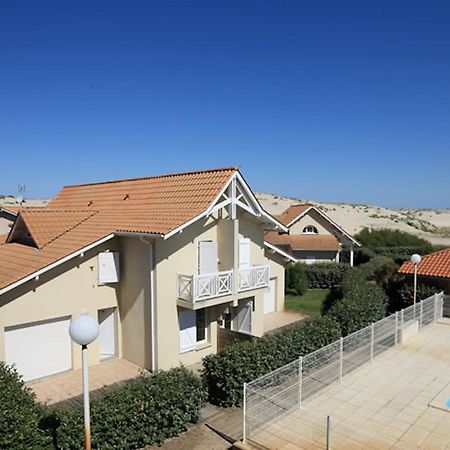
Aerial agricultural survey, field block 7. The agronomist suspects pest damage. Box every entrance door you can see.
[237,299,252,334]
[98,308,117,360]
[264,278,276,314]
[198,241,218,274]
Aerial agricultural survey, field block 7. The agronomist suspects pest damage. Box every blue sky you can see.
[0,1,449,208]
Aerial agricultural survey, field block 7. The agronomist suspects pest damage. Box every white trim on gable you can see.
[264,241,297,263]
[164,171,288,240]
[285,206,361,247]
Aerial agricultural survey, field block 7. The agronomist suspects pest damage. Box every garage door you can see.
[5,317,72,381]
[264,278,276,314]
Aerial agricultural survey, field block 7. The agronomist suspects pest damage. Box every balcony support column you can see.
[233,217,239,295]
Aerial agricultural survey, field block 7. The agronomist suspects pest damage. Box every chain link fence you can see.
[243,292,444,445]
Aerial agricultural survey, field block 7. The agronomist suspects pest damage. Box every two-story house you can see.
[265,203,360,266]
[0,167,287,381]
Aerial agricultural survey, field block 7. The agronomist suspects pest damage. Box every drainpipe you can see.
[140,237,157,371]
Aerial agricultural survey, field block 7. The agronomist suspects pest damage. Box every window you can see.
[302,225,318,234]
[196,309,208,343]
[179,309,208,353]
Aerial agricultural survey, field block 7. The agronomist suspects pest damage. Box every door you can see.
[264,278,276,314]
[198,241,218,274]
[5,317,72,381]
[237,299,253,334]
[98,308,117,360]
[179,309,196,353]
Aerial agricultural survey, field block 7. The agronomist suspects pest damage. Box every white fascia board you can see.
[0,233,116,296]
[286,206,361,247]
[264,241,297,263]
[0,207,18,216]
[116,231,163,239]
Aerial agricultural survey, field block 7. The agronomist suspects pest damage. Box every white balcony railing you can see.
[178,270,233,303]
[238,264,270,292]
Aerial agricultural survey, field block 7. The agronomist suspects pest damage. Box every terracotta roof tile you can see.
[0,167,239,291]
[398,248,450,279]
[266,231,341,251]
[276,204,312,226]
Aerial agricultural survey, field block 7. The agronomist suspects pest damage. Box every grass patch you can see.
[285,289,330,317]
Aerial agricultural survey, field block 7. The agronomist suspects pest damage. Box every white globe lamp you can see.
[69,314,99,346]
[410,254,421,265]
[69,313,99,450]
[410,254,421,317]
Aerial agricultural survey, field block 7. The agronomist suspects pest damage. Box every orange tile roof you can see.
[398,248,450,279]
[266,231,341,251]
[0,233,8,245]
[276,204,312,226]
[0,167,239,291]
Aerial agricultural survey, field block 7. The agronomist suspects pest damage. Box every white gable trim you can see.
[164,171,288,240]
[286,206,361,247]
[0,233,116,296]
[264,241,297,263]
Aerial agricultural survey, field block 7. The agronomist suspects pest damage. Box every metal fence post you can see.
[339,337,343,383]
[370,323,375,363]
[441,293,444,319]
[326,415,331,450]
[243,382,247,443]
[298,356,303,408]
[394,311,398,346]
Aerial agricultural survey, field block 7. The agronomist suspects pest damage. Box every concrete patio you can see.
[264,310,305,334]
[247,320,450,449]
[28,358,143,406]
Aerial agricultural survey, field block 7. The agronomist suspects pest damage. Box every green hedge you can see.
[52,367,205,449]
[327,270,387,336]
[355,256,398,284]
[285,263,308,295]
[304,263,349,288]
[202,316,341,406]
[0,362,51,449]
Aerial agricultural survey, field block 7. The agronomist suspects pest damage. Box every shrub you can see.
[355,228,433,250]
[327,270,387,335]
[202,315,341,406]
[285,264,309,295]
[304,263,349,288]
[356,256,398,284]
[385,274,441,312]
[52,367,205,450]
[0,362,51,449]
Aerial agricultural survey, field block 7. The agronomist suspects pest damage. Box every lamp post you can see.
[410,253,421,317]
[69,314,99,450]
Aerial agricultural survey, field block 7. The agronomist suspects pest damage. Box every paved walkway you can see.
[28,358,142,406]
[248,320,450,449]
[264,311,305,334]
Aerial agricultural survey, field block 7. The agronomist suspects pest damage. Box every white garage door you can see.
[264,278,276,314]
[5,317,72,381]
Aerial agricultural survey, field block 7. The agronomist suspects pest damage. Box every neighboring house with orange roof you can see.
[399,248,450,293]
[265,203,361,266]
[0,167,288,382]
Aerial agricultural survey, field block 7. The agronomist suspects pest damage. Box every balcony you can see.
[178,270,233,304]
[238,264,270,292]
[178,264,270,305]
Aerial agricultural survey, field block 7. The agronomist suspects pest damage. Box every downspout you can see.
[140,237,157,371]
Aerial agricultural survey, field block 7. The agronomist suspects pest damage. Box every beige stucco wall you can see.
[118,236,153,369]
[0,239,121,370]
[293,250,339,263]
[266,252,287,312]
[289,209,354,247]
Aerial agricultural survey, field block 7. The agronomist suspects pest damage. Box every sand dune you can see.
[257,192,450,247]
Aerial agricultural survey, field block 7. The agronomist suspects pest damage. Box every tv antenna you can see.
[17,184,25,205]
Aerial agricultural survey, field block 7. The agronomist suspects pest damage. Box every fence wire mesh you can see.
[244,292,444,446]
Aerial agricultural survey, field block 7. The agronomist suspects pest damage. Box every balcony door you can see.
[239,239,250,269]
[198,241,218,274]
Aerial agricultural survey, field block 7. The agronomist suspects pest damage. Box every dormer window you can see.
[303,225,318,234]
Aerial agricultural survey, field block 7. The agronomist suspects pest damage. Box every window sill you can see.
[196,342,212,351]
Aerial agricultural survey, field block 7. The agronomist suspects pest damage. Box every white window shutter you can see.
[98,252,120,284]
[239,239,251,268]
[179,310,196,353]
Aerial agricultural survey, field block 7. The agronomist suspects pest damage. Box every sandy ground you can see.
[257,192,450,246]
